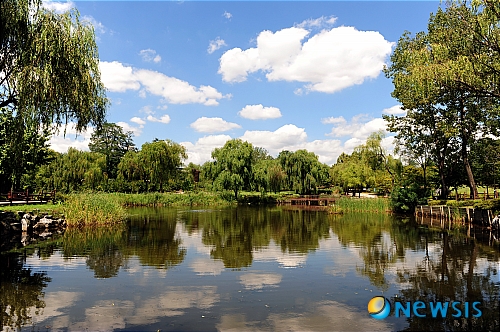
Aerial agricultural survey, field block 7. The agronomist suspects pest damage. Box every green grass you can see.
[335,197,391,213]
[63,193,127,227]
[0,203,64,215]
[109,191,235,207]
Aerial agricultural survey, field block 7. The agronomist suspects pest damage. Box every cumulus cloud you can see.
[130,117,146,126]
[321,116,346,125]
[326,115,387,139]
[139,49,161,63]
[147,114,171,124]
[48,122,94,153]
[99,61,229,106]
[208,37,227,54]
[238,104,282,120]
[218,23,393,93]
[240,124,307,151]
[382,105,406,116]
[117,121,143,137]
[42,0,74,13]
[190,117,241,133]
[180,135,232,165]
[223,11,232,19]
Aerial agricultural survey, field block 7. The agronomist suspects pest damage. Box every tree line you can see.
[2,0,500,212]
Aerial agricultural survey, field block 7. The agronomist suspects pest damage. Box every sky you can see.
[44,0,442,166]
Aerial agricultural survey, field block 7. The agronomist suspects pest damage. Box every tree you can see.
[36,148,107,193]
[384,1,500,199]
[0,108,52,191]
[278,149,329,195]
[0,0,107,130]
[139,139,187,192]
[89,123,134,179]
[208,139,254,199]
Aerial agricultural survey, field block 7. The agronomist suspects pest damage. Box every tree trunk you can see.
[459,101,478,199]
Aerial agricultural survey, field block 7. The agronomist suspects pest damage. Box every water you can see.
[1,206,499,331]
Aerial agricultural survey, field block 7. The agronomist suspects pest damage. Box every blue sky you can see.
[45,0,441,165]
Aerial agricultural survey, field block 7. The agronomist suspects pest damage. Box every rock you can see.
[21,218,30,231]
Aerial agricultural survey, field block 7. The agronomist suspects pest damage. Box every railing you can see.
[0,189,56,205]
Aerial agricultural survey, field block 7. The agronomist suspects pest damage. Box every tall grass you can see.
[109,191,234,207]
[335,197,391,213]
[63,193,127,227]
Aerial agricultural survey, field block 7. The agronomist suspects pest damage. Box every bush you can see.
[390,184,429,213]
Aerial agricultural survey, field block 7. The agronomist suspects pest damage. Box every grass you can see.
[62,193,127,227]
[335,196,391,213]
[0,203,64,216]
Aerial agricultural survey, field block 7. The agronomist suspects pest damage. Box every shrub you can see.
[390,184,429,213]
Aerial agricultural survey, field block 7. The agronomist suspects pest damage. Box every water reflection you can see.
[0,253,51,329]
[179,207,331,268]
[0,207,498,331]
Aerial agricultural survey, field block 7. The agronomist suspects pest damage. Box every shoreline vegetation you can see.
[2,191,499,228]
[0,191,395,226]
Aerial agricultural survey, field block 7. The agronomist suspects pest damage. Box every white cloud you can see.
[99,61,229,106]
[180,135,232,165]
[82,15,106,34]
[321,116,346,125]
[223,11,232,19]
[208,37,227,54]
[139,49,161,63]
[130,117,146,126]
[147,114,171,124]
[295,15,337,29]
[219,24,393,93]
[240,124,307,151]
[99,61,140,92]
[382,105,406,116]
[48,122,94,153]
[42,1,74,13]
[327,116,387,139]
[116,121,142,137]
[190,117,241,133]
[238,104,282,120]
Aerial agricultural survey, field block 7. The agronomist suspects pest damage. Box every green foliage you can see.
[35,148,107,192]
[89,123,135,179]
[278,149,330,195]
[384,0,500,199]
[0,109,52,191]
[0,0,107,131]
[390,183,429,213]
[207,139,255,199]
[63,193,126,226]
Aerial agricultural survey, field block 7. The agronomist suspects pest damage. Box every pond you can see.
[1,206,499,331]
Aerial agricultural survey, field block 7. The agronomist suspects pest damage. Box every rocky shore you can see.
[0,211,66,251]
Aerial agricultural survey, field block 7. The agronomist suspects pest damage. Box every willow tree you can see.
[0,0,108,187]
[384,1,500,199]
[208,139,255,199]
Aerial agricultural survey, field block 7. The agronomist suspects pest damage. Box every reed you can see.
[336,196,391,213]
[63,193,127,227]
[108,191,234,207]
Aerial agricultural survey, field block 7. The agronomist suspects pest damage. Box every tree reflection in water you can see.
[0,252,51,330]
[180,207,331,268]
[329,212,499,331]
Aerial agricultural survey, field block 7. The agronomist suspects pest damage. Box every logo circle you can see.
[368,296,391,320]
